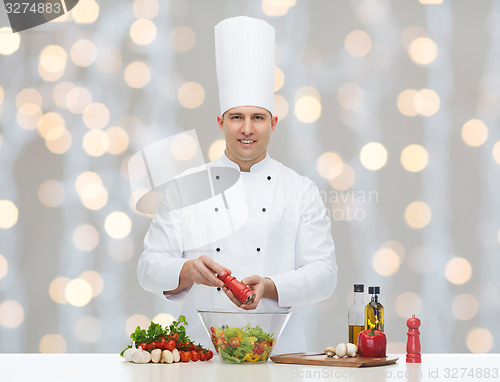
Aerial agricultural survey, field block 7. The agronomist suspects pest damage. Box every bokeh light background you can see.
[1,0,499,354]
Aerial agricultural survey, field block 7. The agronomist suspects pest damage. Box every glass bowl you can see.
[198,310,291,363]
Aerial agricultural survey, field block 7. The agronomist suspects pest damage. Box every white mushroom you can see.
[172,348,180,363]
[346,343,358,357]
[336,343,347,358]
[151,349,162,363]
[162,350,174,364]
[324,346,336,357]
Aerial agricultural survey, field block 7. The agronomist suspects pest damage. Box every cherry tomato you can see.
[200,352,208,361]
[207,350,214,360]
[158,339,167,350]
[150,341,157,350]
[138,343,147,350]
[168,333,179,340]
[252,343,263,355]
[180,351,192,362]
[228,337,240,348]
[259,341,270,352]
[184,340,193,350]
[190,351,200,362]
[165,339,176,351]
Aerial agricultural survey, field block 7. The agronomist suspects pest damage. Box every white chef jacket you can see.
[137,153,337,353]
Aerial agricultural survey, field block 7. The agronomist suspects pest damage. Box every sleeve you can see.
[137,187,193,301]
[267,177,338,308]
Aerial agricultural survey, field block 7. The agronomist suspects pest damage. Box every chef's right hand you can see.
[185,255,228,288]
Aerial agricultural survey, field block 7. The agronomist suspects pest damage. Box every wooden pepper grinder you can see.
[406,314,421,363]
[217,271,255,305]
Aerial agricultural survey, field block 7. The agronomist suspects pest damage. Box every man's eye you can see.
[232,116,240,120]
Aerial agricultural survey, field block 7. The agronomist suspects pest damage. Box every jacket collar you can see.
[221,151,271,173]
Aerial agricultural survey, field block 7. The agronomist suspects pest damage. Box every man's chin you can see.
[234,152,264,162]
[226,146,266,164]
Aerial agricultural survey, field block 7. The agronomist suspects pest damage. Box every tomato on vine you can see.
[190,351,200,362]
[166,339,176,351]
[180,351,192,362]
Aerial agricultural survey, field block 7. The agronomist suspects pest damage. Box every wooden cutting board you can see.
[270,352,399,368]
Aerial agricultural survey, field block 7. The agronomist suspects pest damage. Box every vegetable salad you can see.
[210,324,275,363]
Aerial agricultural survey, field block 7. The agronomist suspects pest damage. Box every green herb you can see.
[130,326,148,344]
[147,322,164,339]
[168,315,190,342]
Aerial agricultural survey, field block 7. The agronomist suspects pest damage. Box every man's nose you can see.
[241,119,253,135]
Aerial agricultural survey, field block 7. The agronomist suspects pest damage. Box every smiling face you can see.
[217,106,278,172]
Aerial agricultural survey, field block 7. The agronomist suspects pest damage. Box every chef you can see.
[137,16,337,353]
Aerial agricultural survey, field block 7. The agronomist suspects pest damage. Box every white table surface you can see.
[0,353,499,382]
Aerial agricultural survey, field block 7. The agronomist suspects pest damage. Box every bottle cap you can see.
[368,286,380,294]
[353,284,364,292]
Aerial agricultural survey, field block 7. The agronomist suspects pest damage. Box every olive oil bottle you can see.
[365,286,384,331]
[348,284,365,346]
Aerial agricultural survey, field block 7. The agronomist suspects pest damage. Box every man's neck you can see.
[225,150,267,172]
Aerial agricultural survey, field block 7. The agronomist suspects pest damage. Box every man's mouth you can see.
[238,139,255,144]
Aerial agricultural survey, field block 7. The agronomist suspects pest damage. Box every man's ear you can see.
[271,115,278,131]
[217,115,224,131]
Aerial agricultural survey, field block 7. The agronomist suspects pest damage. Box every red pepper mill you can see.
[406,314,421,363]
[217,271,255,305]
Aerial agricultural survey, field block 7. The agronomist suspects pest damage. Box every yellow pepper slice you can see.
[250,354,260,362]
[242,353,260,362]
[261,348,271,361]
[242,354,252,362]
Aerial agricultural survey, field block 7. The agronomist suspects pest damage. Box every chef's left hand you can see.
[222,275,277,310]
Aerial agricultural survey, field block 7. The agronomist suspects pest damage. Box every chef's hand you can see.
[164,255,228,296]
[222,275,278,310]
[185,255,229,288]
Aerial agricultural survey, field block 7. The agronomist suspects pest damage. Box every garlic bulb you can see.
[123,342,137,362]
[131,346,151,364]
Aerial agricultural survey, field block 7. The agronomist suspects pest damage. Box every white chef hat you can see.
[215,16,275,116]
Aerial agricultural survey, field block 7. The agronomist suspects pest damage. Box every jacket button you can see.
[256,247,261,252]
[216,247,220,252]
[262,207,266,212]
[215,207,218,212]
[216,175,220,180]
[267,176,271,180]
[217,287,221,291]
